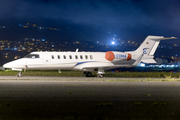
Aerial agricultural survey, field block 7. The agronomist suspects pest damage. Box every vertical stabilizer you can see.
[128,35,177,64]
[135,36,162,56]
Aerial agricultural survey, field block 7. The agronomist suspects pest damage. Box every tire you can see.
[98,74,104,78]
[86,72,92,77]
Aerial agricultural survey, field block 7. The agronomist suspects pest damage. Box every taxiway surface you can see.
[0,76,180,120]
[0,75,169,81]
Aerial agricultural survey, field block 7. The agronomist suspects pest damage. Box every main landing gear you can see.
[97,68,105,78]
[83,68,105,78]
[83,71,93,77]
[97,74,104,78]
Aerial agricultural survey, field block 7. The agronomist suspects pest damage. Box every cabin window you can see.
[75,55,78,59]
[80,55,83,59]
[90,55,93,59]
[85,55,88,59]
[24,54,40,58]
[64,55,66,59]
[58,55,60,59]
[69,55,72,59]
[52,55,54,59]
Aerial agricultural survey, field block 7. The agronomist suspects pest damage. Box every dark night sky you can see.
[0,0,179,44]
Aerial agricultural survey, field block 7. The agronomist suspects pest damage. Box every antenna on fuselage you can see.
[76,49,79,52]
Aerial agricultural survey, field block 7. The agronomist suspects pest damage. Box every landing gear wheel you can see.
[98,74,104,78]
[16,71,22,77]
[86,72,92,77]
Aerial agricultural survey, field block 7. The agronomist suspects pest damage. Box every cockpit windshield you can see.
[24,54,40,58]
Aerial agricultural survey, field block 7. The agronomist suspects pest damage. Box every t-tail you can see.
[127,35,177,65]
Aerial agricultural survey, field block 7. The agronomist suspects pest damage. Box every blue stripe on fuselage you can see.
[75,61,96,66]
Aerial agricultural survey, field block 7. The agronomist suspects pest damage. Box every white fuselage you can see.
[3,51,136,71]
[3,36,177,76]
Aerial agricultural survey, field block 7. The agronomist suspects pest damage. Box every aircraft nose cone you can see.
[3,63,10,68]
[3,62,15,69]
[3,59,26,70]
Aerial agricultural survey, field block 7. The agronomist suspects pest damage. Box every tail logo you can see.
[143,48,148,54]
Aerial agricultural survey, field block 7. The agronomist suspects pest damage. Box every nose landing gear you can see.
[16,71,22,77]
[16,65,27,77]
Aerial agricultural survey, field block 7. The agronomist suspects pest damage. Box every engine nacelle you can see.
[105,51,131,62]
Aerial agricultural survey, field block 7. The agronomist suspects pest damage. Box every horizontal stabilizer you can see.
[141,59,156,63]
[152,37,177,41]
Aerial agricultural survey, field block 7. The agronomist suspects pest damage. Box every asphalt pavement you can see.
[0,76,180,120]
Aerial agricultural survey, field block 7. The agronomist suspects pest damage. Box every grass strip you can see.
[1,70,180,78]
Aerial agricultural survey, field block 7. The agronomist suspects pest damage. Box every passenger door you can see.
[42,53,51,63]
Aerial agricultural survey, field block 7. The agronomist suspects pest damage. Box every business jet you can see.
[3,35,177,77]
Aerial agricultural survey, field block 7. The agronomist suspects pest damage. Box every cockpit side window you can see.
[24,54,40,58]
